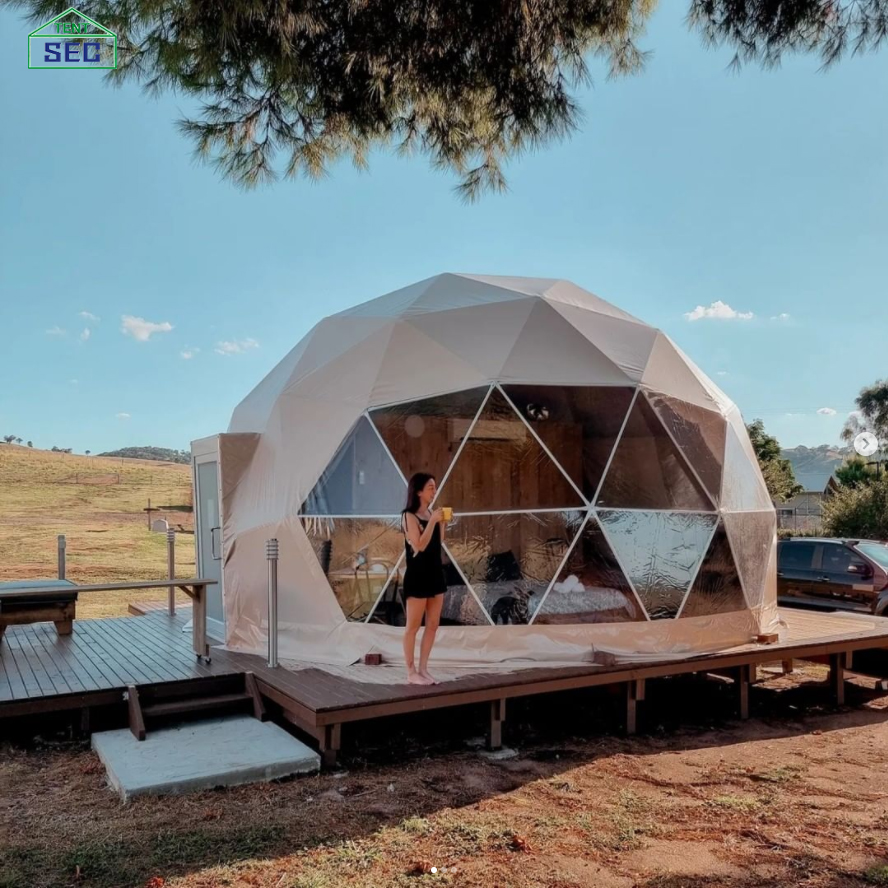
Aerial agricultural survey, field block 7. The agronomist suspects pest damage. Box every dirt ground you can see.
[4,662,888,888]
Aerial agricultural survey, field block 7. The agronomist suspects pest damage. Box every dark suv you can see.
[777,538,888,615]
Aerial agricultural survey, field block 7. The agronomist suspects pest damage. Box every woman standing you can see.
[401,472,447,685]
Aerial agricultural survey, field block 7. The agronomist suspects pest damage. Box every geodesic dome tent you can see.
[218,274,779,666]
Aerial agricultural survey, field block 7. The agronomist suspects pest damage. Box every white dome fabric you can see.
[220,274,778,666]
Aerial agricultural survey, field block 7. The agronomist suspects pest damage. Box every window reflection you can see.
[598,510,717,619]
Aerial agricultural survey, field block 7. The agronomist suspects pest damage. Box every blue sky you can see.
[1,6,886,454]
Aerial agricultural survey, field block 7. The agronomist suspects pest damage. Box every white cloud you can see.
[215,337,259,356]
[771,312,791,322]
[115,412,131,420]
[785,413,806,418]
[46,326,67,336]
[80,311,100,322]
[684,301,754,322]
[80,327,91,342]
[817,407,837,416]
[716,371,729,377]
[180,348,200,360]
[121,315,174,342]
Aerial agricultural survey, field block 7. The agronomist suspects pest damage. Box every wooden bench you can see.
[0,580,78,641]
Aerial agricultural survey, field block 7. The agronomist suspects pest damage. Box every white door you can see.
[194,454,224,637]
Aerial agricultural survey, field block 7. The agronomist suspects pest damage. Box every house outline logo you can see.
[28,7,117,69]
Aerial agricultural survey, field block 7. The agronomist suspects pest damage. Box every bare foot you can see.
[420,670,438,685]
[408,671,432,685]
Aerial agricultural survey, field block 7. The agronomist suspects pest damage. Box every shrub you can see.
[822,477,888,540]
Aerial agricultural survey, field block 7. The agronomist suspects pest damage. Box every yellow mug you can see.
[441,507,453,523]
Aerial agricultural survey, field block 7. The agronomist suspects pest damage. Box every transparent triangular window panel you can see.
[679,522,747,619]
[646,392,726,505]
[440,389,585,511]
[444,511,584,624]
[597,510,718,619]
[369,387,490,486]
[596,395,714,511]
[532,514,645,625]
[364,544,490,626]
[301,416,407,515]
[502,385,635,501]
[301,517,404,621]
[722,510,777,611]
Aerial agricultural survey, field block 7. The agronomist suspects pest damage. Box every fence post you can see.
[57,535,66,580]
[267,538,279,668]
[167,529,176,615]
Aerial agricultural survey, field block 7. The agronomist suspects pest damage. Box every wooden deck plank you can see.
[34,623,99,693]
[78,621,160,689]
[4,632,41,697]
[11,627,58,696]
[86,618,176,686]
[28,624,83,694]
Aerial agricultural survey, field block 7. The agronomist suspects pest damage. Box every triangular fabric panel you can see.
[646,392,727,505]
[498,300,632,384]
[338,276,438,318]
[282,316,394,394]
[367,321,490,408]
[548,301,658,381]
[502,384,635,501]
[301,416,406,514]
[440,388,585,511]
[543,280,644,322]
[641,333,725,413]
[722,510,776,611]
[369,387,491,485]
[458,274,562,298]
[407,298,537,379]
[598,509,718,620]
[411,274,536,314]
[285,324,395,405]
[301,517,404,621]
[445,511,584,623]
[532,514,645,624]
[596,395,715,510]
[679,522,747,618]
[720,423,773,511]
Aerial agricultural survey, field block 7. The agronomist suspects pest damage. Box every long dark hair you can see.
[405,472,435,514]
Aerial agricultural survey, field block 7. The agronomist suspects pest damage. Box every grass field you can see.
[0,445,196,618]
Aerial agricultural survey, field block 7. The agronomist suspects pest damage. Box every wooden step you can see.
[128,672,267,740]
[142,692,252,719]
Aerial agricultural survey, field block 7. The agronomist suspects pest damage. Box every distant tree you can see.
[835,457,877,489]
[823,477,888,541]
[3,435,16,444]
[85,450,91,456]
[3,1,885,199]
[746,419,804,502]
[51,446,60,452]
[26,441,33,448]
[14,437,22,445]
[842,379,888,453]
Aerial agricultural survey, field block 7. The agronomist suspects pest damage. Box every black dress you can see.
[402,511,447,599]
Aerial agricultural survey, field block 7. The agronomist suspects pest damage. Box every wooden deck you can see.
[3,608,888,765]
[0,611,236,718]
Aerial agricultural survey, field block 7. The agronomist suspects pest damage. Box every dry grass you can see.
[0,445,195,617]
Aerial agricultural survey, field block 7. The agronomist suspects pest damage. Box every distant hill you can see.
[96,446,190,464]
[782,444,849,492]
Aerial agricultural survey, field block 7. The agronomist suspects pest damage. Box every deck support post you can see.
[829,652,848,706]
[127,686,146,741]
[317,723,341,768]
[625,679,645,735]
[782,659,794,675]
[488,698,506,750]
[736,664,754,720]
